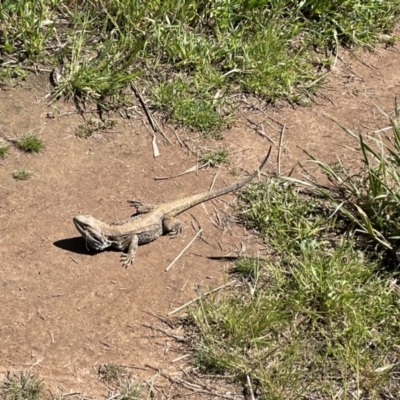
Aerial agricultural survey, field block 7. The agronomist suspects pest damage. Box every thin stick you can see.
[208,167,221,192]
[2,64,53,73]
[152,135,160,158]
[168,279,236,315]
[165,229,203,272]
[130,83,171,144]
[247,375,256,400]
[172,354,190,363]
[277,124,285,175]
[154,163,207,180]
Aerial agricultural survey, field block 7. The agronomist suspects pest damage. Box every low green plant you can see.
[0,144,9,158]
[13,168,32,180]
[75,118,117,138]
[188,180,400,398]
[51,21,141,105]
[98,364,127,385]
[151,77,227,137]
[199,149,228,167]
[3,0,400,134]
[284,102,400,257]
[118,380,142,400]
[14,134,43,153]
[0,371,43,400]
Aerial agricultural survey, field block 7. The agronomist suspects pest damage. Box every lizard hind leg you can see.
[163,217,183,237]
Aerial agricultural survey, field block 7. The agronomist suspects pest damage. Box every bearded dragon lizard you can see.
[73,149,270,267]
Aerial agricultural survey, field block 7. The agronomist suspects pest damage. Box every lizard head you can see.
[73,215,112,251]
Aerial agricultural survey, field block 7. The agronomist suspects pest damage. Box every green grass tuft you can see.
[12,168,32,181]
[283,102,400,263]
[75,118,117,138]
[199,149,228,167]
[14,134,43,153]
[118,380,143,400]
[188,180,400,398]
[98,364,127,385]
[3,0,400,134]
[0,144,10,159]
[0,371,43,400]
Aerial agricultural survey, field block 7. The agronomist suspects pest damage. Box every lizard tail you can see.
[165,146,272,216]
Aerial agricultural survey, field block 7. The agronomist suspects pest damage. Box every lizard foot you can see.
[121,253,135,268]
[168,226,182,238]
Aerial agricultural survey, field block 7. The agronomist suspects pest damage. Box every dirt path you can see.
[1,43,399,397]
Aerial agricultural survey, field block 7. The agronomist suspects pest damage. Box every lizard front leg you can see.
[127,200,156,215]
[163,217,182,237]
[121,234,139,268]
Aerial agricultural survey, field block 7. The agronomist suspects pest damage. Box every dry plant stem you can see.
[168,280,237,315]
[2,63,53,73]
[154,164,207,180]
[152,134,160,158]
[141,324,185,341]
[239,108,278,145]
[247,375,255,400]
[130,83,171,144]
[277,124,285,175]
[165,229,203,272]
[209,168,221,192]
[145,365,240,400]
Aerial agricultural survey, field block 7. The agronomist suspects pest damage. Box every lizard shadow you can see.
[53,237,97,255]
[53,237,121,256]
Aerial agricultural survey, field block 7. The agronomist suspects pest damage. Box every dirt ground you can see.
[1,42,400,398]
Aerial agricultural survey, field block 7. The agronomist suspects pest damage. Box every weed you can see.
[75,118,117,138]
[0,144,9,159]
[0,67,29,81]
[151,77,226,137]
[200,149,228,167]
[0,371,43,400]
[12,168,32,181]
[98,364,127,385]
[284,102,400,260]
[14,134,43,153]
[188,180,400,398]
[4,0,397,134]
[118,380,142,400]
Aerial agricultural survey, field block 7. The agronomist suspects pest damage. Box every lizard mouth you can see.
[73,216,111,251]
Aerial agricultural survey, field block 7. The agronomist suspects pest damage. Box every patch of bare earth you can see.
[1,42,400,397]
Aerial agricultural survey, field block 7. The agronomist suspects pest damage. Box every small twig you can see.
[120,364,147,370]
[154,163,207,180]
[152,134,160,158]
[209,168,221,192]
[103,328,116,338]
[142,324,185,341]
[172,354,191,363]
[167,125,184,146]
[105,392,120,400]
[169,280,236,315]
[277,124,285,175]
[1,63,53,73]
[143,310,176,328]
[145,365,239,399]
[108,156,124,164]
[165,229,203,272]
[247,375,256,400]
[131,83,171,144]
